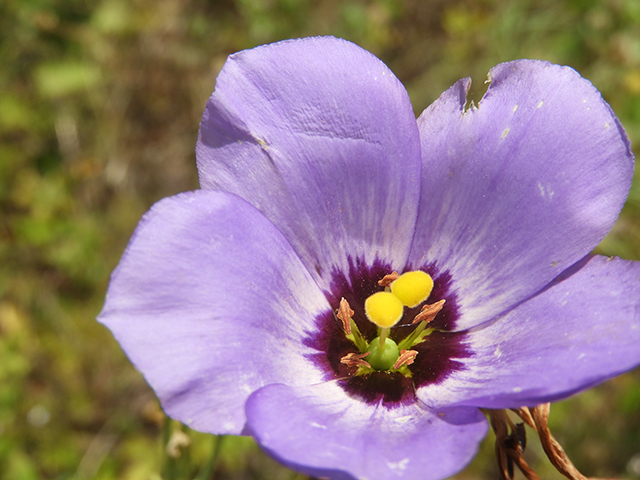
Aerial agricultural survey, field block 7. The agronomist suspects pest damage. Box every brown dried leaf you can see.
[530,403,587,480]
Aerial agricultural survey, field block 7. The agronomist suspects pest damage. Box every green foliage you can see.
[1,0,639,479]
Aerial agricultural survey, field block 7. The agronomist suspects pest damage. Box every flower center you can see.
[339,270,442,374]
[304,257,470,407]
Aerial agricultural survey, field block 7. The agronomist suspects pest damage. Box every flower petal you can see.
[410,60,634,330]
[196,37,422,288]
[98,191,329,434]
[418,255,640,409]
[246,382,488,480]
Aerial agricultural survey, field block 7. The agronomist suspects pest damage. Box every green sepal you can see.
[393,364,413,378]
[355,365,375,376]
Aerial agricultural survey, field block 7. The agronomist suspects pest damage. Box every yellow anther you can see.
[390,270,434,308]
[364,291,404,328]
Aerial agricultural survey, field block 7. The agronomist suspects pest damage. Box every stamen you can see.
[335,297,368,352]
[412,299,446,324]
[397,300,445,351]
[336,297,354,335]
[378,271,399,287]
[340,351,371,368]
[393,349,418,370]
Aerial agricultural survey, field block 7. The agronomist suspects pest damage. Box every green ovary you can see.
[366,337,400,370]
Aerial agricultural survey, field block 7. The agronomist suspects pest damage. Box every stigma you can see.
[364,292,404,328]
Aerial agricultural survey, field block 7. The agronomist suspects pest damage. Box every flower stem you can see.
[195,435,225,480]
[161,417,177,480]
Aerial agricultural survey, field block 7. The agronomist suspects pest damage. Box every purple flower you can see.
[99,37,640,480]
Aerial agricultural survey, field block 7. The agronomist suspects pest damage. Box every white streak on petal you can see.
[386,458,410,473]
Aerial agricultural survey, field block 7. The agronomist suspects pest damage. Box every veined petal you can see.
[98,191,328,434]
[410,60,634,330]
[246,382,488,480]
[417,256,640,409]
[197,37,422,289]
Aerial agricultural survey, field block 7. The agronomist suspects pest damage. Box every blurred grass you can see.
[1,0,639,479]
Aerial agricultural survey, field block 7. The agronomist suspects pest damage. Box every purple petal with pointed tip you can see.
[410,60,634,331]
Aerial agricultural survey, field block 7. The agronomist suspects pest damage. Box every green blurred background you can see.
[1,0,640,478]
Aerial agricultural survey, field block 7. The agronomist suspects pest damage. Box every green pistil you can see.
[366,337,400,370]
